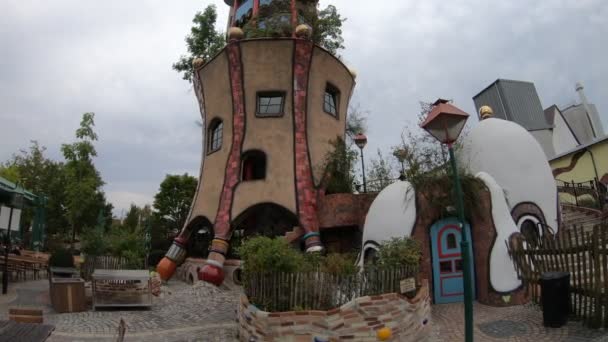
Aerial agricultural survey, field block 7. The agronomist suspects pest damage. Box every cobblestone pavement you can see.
[1,279,239,342]
[430,302,608,341]
[4,279,608,341]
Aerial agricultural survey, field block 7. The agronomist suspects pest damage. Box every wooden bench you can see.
[8,308,43,324]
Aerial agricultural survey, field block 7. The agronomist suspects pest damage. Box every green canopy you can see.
[0,175,47,250]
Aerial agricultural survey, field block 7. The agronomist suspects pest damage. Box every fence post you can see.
[572,180,579,206]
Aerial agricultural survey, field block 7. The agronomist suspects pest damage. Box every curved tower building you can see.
[158,0,356,284]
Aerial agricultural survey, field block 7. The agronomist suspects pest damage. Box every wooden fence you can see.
[507,223,608,328]
[244,265,419,312]
[81,255,129,281]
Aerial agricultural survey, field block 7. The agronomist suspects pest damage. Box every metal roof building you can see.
[473,79,551,131]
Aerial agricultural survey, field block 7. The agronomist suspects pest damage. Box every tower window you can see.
[208,119,223,154]
[257,92,285,116]
[234,0,254,27]
[324,84,339,117]
[241,150,267,181]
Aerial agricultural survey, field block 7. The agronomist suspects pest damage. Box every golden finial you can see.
[228,27,244,41]
[479,105,493,120]
[295,24,312,39]
[192,57,205,70]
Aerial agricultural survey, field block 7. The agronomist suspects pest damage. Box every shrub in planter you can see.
[377,237,421,269]
[49,248,75,268]
[237,236,306,276]
[320,253,358,275]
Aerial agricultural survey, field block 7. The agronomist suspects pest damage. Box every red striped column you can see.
[199,38,247,285]
[293,39,323,252]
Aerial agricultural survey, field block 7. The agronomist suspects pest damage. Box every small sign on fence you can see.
[400,278,416,294]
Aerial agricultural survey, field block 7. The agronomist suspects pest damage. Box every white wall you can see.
[0,206,21,231]
[552,108,579,156]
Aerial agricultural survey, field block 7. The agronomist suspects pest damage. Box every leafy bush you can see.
[238,237,360,277]
[320,253,358,275]
[377,237,421,269]
[49,248,75,268]
[237,236,306,276]
[81,229,107,256]
[577,196,598,209]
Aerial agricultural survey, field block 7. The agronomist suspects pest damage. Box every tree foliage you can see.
[61,113,105,250]
[0,142,70,238]
[173,5,226,82]
[311,4,346,55]
[153,174,198,234]
[345,104,368,144]
[376,237,421,269]
[322,137,358,194]
[367,149,397,193]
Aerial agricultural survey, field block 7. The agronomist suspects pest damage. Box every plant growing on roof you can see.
[173,4,226,82]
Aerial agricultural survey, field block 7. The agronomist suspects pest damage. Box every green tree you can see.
[312,4,346,55]
[0,141,70,237]
[61,113,105,251]
[345,105,368,144]
[173,4,225,82]
[323,137,358,194]
[153,174,198,235]
[367,150,397,192]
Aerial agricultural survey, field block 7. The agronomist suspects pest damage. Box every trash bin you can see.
[540,271,570,328]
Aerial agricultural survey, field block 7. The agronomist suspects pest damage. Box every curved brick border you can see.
[237,280,431,341]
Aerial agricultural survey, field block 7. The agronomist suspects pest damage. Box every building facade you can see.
[157,0,357,284]
[474,79,606,159]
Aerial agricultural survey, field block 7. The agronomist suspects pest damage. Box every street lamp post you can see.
[420,98,472,342]
[354,133,368,193]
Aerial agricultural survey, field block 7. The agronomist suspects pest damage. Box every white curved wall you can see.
[476,172,521,292]
[357,181,417,266]
[460,118,558,231]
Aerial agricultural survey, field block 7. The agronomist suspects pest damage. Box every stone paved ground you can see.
[1,279,239,342]
[431,302,608,342]
[3,280,608,341]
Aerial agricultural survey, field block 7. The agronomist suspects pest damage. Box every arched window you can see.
[521,219,540,246]
[208,119,223,153]
[241,150,266,181]
[364,247,379,266]
[446,233,457,249]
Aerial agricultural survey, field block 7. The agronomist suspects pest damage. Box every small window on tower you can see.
[241,150,267,181]
[324,83,339,117]
[208,119,223,154]
[257,92,285,117]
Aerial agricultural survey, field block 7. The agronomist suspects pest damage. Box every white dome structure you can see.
[357,181,417,266]
[460,117,558,231]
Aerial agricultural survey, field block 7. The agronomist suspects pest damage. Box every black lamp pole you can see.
[359,147,366,193]
[354,133,368,193]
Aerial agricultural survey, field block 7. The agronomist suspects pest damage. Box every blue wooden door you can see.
[430,217,475,304]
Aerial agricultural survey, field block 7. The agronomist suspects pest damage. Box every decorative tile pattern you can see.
[214,41,247,240]
[238,281,431,341]
[293,39,322,249]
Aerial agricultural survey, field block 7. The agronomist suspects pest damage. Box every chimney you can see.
[575,82,597,138]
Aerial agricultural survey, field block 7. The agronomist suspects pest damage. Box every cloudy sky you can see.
[1,0,607,216]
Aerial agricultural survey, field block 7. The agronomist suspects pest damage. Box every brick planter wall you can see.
[237,280,431,342]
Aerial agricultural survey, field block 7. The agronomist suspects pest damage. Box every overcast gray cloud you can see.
[1,0,607,215]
